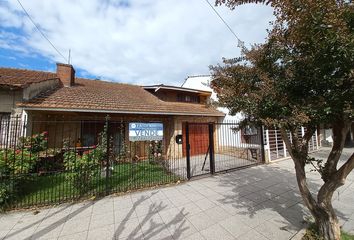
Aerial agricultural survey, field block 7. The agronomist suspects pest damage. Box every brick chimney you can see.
[56,63,75,87]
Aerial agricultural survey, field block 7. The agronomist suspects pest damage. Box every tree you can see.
[210,1,354,239]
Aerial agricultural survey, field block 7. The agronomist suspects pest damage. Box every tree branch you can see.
[318,152,354,205]
[301,126,316,147]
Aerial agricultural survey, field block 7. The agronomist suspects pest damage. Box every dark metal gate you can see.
[184,121,265,179]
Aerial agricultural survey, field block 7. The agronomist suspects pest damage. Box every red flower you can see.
[15,149,21,154]
[42,131,48,135]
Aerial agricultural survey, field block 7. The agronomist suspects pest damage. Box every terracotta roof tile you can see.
[20,78,224,116]
[0,68,57,88]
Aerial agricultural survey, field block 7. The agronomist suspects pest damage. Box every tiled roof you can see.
[20,78,224,116]
[0,68,58,88]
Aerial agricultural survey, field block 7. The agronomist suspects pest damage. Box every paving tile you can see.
[90,212,114,230]
[4,227,37,240]
[0,149,353,240]
[138,214,164,232]
[92,201,114,215]
[58,230,88,240]
[237,212,270,229]
[253,219,296,240]
[179,231,205,240]
[193,198,216,211]
[61,218,90,236]
[31,224,64,240]
[134,202,166,217]
[166,217,198,239]
[0,218,18,231]
[158,208,185,224]
[237,229,269,240]
[199,223,235,240]
[114,217,143,239]
[176,202,203,217]
[0,231,9,240]
[186,212,215,231]
[218,216,252,238]
[114,206,138,223]
[244,192,270,205]
[171,196,191,207]
[141,227,173,240]
[87,224,115,240]
[185,193,206,202]
[204,206,231,222]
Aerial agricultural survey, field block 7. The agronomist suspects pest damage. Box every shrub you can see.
[0,131,47,208]
[63,148,102,195]
[19,131,48,153]
[0,149,37,208]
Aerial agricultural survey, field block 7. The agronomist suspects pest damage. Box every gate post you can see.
[185,122,191,179]
[260,125,266,163]
[209,123,215,174]
[105,115,111,195]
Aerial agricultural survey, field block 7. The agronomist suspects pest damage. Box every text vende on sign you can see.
[129,123,163,142]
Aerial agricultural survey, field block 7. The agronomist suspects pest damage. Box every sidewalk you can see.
[1,148,353,240]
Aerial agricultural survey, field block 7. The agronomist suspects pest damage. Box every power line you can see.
[204,0,245,49]
[16,0,68,63]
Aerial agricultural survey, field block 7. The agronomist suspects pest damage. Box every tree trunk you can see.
[314,205,341,240]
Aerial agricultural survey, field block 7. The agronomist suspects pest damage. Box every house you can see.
[0,63,224,159]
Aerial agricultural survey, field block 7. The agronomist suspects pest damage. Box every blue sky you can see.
[0,0,273,85]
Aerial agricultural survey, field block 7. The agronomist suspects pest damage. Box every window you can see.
[177,94,200,103]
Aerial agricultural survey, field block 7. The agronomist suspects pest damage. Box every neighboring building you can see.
[0,64,224,159]
[182,75,243,121]
[0,68,59,119]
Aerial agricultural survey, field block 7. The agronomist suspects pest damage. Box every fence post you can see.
[260,125,266,163]
[105,115,111,195]
[185,122,191,180]
[209,123,215,174]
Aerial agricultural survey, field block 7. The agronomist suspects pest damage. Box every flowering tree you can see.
[211,1,354,239]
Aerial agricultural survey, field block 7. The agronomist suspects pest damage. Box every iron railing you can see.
[0,116,265,209]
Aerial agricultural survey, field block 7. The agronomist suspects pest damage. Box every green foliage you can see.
[0,131,49,208]
[63,149,101,195]
[62,123,109,194]
[19,131,48,153]
[148,140,163,163]
[0,149,38,175]
[211,1,354,128]
[0,147,38,208]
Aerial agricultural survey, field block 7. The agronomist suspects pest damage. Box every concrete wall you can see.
[0,89,23,115]
[23,79,60,100]
[0,79,59,117]
[166,116,221,159]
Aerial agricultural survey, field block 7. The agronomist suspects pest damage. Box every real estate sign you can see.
[129,123,163,142]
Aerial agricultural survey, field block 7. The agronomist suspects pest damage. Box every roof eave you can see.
[22,106,225,117]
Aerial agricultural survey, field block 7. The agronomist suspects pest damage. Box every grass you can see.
[303,223,354,240]
[342,232,354,240]
[11,161,180,208]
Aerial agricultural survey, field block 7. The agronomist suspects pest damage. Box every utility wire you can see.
[16,0,68,63]
[204,0,245,49]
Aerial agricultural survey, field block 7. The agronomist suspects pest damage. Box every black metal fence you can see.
[0,117,264,209]
[184,122,264,179]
